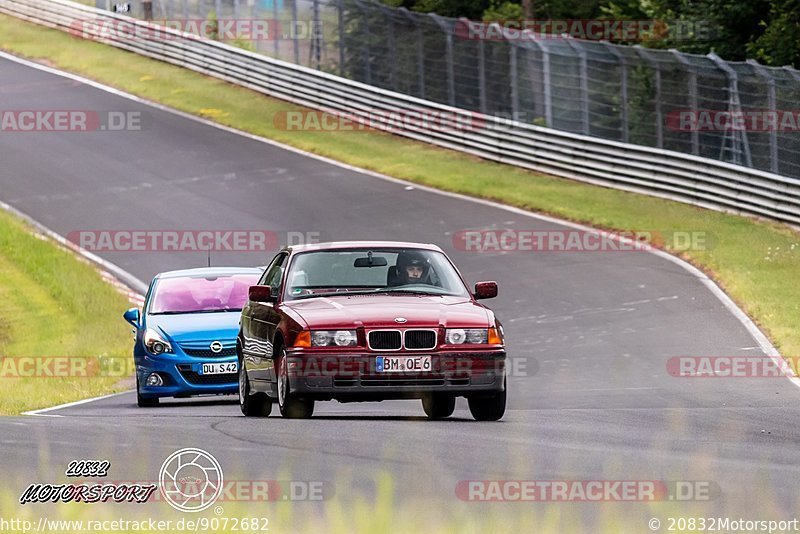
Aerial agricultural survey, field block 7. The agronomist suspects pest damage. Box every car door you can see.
[244,252,288,384]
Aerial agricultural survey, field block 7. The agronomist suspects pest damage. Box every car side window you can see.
[258,253,285,285]
[261,253,288,291]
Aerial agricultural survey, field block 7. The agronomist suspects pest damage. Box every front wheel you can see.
[240,353,272,417]
[468,379,506,421]
[277,348,314,419]
[136,376,159,408]
[422,394,455,419]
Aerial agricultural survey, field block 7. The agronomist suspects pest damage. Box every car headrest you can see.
[386,265,398,286]
[291,270,309,287]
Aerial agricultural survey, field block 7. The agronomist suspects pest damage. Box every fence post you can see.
[291,0,299,64]
[634,45,663,149]
[709,52,751,167]
[429,14,455,107]
[394,8,425,98]
[311,0,321,70]
[509,37,518,119]
[337,0,345,76]
[747,59,778,173]
[354,0,371,84]
[478,25,490,114]
[602,41,628,143]
[379,5,396,90]
[565,38,589,135]
[671,49,699,156]
[527,38,552,128]
[273,0,280,57]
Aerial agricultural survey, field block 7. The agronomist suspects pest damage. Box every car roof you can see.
[155,267,264,280]
[286,241,444,253]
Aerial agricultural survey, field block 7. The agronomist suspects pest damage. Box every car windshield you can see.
[149,273,260,314]
[283,248,470,300]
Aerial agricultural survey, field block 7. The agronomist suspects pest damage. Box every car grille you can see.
[368,330,402,350]
[368,329,438,350]
[404,330,437,350]
[182,347,236,358]
[177,366,237,385]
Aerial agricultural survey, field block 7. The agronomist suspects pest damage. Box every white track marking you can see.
[22,391,133,416]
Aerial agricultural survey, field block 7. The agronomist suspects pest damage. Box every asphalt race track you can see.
[2,55,799,528]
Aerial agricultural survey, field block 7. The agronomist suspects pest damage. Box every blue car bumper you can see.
[136,353,238,399]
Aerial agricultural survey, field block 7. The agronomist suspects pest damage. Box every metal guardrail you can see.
[3,0,800,226]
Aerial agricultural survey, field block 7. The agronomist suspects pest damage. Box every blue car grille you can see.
[182,347,236,358]
[178,340,236,358]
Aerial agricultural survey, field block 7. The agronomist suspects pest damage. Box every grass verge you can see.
[0,208,134,415]
[0,13,798,361]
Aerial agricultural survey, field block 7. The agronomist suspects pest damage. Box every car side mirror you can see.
[123,307,140,327]
[474,281,498,300]
[250,285,277,303]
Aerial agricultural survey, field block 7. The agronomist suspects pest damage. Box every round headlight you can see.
[446,329,466,344]
[151,341,165,354]
[334,330,356,346]
[466,329,488,344]
[312,331,332,346]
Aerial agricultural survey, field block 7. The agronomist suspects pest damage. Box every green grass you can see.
[0,12,799,363]
[0,208,134,414]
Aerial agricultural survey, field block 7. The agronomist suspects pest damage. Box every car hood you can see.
[146,312,241,343]
[284,294,490,329]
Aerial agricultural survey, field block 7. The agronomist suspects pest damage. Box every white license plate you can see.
[200,362,238,375]
[376,356,432,373]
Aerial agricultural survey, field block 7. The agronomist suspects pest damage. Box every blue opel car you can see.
[123,267,264,407]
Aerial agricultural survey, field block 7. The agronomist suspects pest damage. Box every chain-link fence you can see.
[103,0,800,179]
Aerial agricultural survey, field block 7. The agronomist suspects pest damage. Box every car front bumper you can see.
[284,350,506,400]
[136,354,238,398]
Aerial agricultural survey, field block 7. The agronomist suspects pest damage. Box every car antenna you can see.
[207,247,211,268]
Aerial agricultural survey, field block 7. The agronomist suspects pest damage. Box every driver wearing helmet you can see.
[395,251,432,285]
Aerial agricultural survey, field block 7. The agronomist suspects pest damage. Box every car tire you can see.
[467,379,506,421]
[136,376,159,408]
[277,347,314,419]
[239,353,272,417]
[422,394,455,419]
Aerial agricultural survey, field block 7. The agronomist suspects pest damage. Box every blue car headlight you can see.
[144,328,173,355]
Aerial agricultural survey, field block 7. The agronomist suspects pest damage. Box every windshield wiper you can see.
[293,290,378,300]
[372,288,444,296]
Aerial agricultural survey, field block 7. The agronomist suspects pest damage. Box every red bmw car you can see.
[237,241,506,420]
